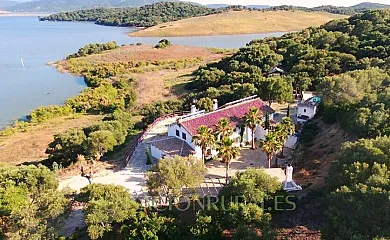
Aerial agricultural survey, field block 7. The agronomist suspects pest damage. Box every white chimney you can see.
[191,104,197,114]
[213,99,218,111]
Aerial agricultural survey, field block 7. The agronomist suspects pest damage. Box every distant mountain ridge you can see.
[3,0,179,12]
[351,2,390,9]
[2,0,390,13]
[0,0,19,9]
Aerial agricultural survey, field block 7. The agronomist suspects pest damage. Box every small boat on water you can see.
[20,56,25,68]
[44,92,51,95]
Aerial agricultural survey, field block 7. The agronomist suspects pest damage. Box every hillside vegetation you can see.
[187,9,390,239]
[130,10,347,37]
[39,1,390,26]
[268,2,390,15]
[39,2,215,27]
[189,10,390,108]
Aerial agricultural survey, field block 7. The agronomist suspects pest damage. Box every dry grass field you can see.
[0,114,103,165]
[57,45,228,105]
[70,44,224,63]
[130,10,347,37]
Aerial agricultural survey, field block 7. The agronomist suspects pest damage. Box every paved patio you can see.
[58,117,178,195]
[205,145,290,182]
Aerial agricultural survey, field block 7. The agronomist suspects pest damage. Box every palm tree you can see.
[193,125,215,163]
[217,137,240,182]
[215,118,233,140]
[263,112,270,130]
[275,117,295,159]
[242,107,262,150]
[260,132,283,169]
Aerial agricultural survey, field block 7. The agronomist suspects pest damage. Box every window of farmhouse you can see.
[176,129,180,137]
[182,132,187,140]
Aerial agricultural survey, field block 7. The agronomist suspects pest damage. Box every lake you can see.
[0,16,286,127]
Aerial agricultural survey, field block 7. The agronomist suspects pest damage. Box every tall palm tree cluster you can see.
[261,117,295,168]
[193,118,240,181]
[192,108,295,181]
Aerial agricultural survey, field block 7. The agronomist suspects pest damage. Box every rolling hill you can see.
[351,2,390,9]
[130,10,347,37]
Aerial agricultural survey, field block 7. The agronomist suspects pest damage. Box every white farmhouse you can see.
[296,96,321,124]
[150,96,275,160]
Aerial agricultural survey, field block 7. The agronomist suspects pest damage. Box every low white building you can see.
[150,96,275,160]
[296,96,321,124]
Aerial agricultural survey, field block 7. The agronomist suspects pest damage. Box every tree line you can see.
[0,160,290,239]
[38,1,390,29]
[39,2,216,27]
[266,3,389,15]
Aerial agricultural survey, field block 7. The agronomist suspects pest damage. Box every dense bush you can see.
[147,155,206,198]
[0,164,70,239]
[28,105,75,123]
[318,68,390,138]
[66,41,118,59]
[324,136,390,239]
[190,168,281,240]
[139,99,185,124]
[46,128,88,165]
[155,39,172,49]
[46,110,134,165]
[77,184,139,239]
[65,84,131,113]
[298,122,320,143]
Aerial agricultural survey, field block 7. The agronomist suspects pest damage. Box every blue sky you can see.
[190,0,390,7]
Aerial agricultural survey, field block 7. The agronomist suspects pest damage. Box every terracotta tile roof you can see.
[151,137,195,157]
[179,98,274,136]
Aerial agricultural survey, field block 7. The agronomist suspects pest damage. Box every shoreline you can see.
[0,11,50,17]
[129,29,292,38]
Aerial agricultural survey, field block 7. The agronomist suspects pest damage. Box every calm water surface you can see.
[0,16,286,126]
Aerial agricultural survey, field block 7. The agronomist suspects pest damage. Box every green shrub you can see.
[28,105,75,123]
[155,39,172,49]
[299,123,320,143]
[139,99,184,124]
[67,41,118,59]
